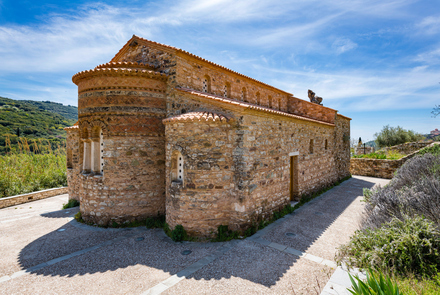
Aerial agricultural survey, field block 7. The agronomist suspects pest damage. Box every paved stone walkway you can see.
[0,176,389,295]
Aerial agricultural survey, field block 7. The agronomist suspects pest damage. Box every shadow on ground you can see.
[16,177,378,287]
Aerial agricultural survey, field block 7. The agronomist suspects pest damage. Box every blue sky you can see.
[0,0,439,141]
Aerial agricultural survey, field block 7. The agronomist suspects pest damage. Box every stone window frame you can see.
[203,75,211,93]
[224,82,231,98]
[256,92,261,105]
[268,95,273,108]
[80,120,107,176]
[81,127,91,174]
[171,150,184,185]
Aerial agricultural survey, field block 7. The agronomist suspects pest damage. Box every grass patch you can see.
[0,147,67,198]
[62,199,79,209]
[213,175,352,242]
[417,143,440,157]
[352,150,405,160]
[394,272,440,295]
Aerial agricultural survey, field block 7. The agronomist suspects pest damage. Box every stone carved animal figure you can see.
[308,89,323,105]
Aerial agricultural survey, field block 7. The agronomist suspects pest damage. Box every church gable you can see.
[110,36,177,74]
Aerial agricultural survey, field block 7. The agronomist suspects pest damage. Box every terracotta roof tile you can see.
[163,111,231,124]
[175,87,335,126]
[72,62,167,85]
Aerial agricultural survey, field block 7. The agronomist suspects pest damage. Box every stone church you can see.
[65,35,351,237]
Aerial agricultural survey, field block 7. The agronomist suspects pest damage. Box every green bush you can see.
[171,224,187,242]
[145,215,166,228]
[337,216,440,277]
[417,144,440,157]
[348,268,400,295]
[374,125,423,148]
[62,199,79,209]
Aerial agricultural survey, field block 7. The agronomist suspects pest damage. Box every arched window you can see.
[171,151,184,184]
[309,139,314,154]
[224,82,231,98]
[268,96,273,108]
[256,92,260,105]
[82,127,91,173]
[91,126,103,175]
[241,87,247,102]
[325,139,328,150]
[203,75,211,93]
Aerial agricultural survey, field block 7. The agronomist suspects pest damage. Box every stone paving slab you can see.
[162,240,333,295]
[0,176,390,295]
[261,176,389,262]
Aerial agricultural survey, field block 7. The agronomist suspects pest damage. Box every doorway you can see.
[290,155,299,201]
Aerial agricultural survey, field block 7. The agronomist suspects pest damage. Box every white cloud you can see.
[414,47,440,65]
[331,38,358,54]
[416,15,440,35]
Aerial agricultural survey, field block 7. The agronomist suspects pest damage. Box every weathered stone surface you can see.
[66,35,351,235]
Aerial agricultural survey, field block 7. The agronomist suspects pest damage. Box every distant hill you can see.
[0,96,78,155]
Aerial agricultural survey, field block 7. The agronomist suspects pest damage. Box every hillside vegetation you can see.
[0,145,67,198]
[0,96,77,155]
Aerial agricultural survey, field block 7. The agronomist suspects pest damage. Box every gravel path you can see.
[0,176,389,295]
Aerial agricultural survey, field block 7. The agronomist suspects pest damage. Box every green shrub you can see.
[213,225,240,242]
[337,216,440,277]
[348,268,400,295]
[62,199,79,209]
[74,211,82,222]
[171,224,187,242]
[145,215,166,228]
[417,144,440,157]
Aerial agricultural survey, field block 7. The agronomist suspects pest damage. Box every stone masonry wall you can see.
[72,67,168,226]
[334,115,351,180]
[350,142,438,179]
[164,91,345,236]
[165,118,237,236]
[66,127,80,201]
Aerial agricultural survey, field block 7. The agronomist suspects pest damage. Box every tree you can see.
[374,125,424,148]
[432,105,440,118]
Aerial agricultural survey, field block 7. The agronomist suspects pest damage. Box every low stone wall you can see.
[350,142,438,178]
[380,141,432,155]
[0,187,69,209]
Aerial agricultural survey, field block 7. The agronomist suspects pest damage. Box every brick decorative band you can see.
[0,187,69,209]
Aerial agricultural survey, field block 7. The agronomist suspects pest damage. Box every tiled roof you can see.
[163,111,231,124]
[72,62,167,85]
[111,35,292,96]
[95,61,156,70]
[175,87,335,126]
[64,125,79,131]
